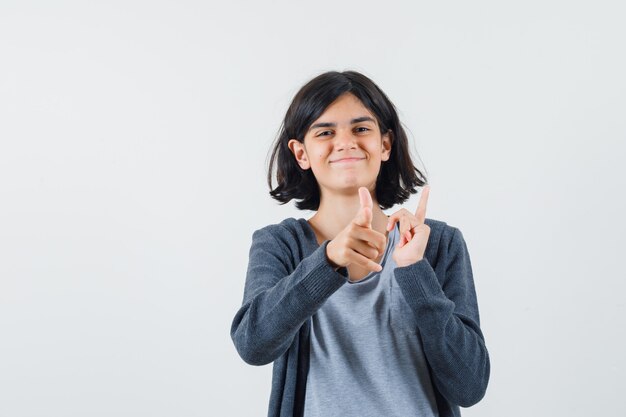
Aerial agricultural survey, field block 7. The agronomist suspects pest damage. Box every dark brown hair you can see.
[267,70,427,210]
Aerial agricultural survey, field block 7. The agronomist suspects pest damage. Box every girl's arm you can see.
[230,226,348,366]
[394,226,490,407]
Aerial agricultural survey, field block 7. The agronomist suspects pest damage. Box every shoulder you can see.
[424,216,458,242]
[252,217,307,242]
[423,217,467,261]
[249,217,312,261]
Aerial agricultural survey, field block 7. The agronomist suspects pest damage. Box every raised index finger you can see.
[414,185,430,224]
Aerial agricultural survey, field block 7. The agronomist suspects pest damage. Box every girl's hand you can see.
[387,185,431,267]
[326,187,387,275]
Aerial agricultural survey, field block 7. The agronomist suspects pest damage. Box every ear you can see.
[381,130,392,162]
[287,138,311,170]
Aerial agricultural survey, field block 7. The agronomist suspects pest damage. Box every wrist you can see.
[396,257,424,268]
[325,241,341,270]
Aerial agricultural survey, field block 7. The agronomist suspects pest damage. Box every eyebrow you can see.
[308,116,376,131]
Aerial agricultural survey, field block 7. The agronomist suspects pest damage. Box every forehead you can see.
[313,93,376,123]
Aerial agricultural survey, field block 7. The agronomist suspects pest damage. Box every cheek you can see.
[312,144,331,161]
[367,144,382,157]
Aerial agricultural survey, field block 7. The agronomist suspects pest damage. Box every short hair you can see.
[267,70,427,211]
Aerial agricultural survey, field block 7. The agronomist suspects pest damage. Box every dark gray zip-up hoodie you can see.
[231,217,490,416]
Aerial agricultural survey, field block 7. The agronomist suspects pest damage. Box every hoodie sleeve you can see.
[230,226,348,366]
[393,226,490,407]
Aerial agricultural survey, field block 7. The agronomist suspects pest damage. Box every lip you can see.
[331,157,365,163]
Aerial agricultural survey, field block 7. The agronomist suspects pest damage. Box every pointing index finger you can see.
[415,185,430,224]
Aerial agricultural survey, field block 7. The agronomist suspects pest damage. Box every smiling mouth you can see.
[332,157,365,163]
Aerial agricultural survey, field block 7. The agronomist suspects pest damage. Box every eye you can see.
[355,127,370,133]
[316,130,333,137]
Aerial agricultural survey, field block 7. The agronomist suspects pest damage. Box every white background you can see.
[1,1,625,416]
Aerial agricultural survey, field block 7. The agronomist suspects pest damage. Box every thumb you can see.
[354,187,373,228]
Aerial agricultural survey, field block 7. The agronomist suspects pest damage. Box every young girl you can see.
[231,70,490,417]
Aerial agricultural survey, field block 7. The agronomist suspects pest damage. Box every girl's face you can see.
[288,92,392,198]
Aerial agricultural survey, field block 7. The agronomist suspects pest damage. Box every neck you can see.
[307,188,389,243]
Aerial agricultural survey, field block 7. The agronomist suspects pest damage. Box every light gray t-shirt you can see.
[303,222,440,417]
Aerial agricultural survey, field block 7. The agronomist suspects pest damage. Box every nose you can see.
[334,128,358,151]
